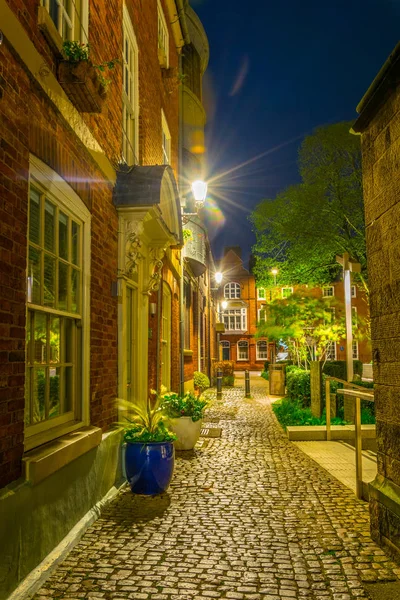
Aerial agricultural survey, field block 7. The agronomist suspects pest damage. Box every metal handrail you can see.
[325,376,374,500]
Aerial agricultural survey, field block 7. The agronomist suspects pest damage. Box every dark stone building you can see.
[352,41,400,559]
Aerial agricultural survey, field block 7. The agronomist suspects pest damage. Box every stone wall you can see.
[353,43,400,559]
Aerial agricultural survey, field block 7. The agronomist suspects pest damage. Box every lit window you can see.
[161,110,171,165]
[352,341,359,359]
[326,341,336,360]
[258,308,267,325]
[157,0,169,68]
[281,287,293,299]
[322,286,334,297]
[41,0,86,42]
[256,340,268,360]
[237,340,249,361]
[222,308,247,331]
[257,288,266,299]
[224,282,241,299]
[122,6,139,166]
[351,285,356,298]
[26,157,90,450]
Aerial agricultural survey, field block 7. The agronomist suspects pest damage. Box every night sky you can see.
[193,0,400,267]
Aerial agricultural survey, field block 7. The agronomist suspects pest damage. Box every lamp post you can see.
[271,267,278,287]
[336,253,361,383]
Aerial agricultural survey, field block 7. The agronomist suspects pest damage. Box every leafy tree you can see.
[250,122,367,291]
[257,289,367,369]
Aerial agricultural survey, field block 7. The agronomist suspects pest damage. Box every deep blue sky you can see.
[193,0,399,267]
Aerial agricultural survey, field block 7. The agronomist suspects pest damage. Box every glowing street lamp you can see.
[191,180,208,205]
[271,267,278,286]
[221,300,228,310]
[215,271,223,284]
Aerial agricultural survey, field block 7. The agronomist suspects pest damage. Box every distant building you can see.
[216,248,371,370]
[352,42,400,560]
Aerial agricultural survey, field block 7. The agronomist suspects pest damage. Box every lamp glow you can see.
[215,272,223,284]
[221,300,228,310]
[191,180,208,203]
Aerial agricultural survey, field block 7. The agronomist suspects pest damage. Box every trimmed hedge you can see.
[286,367,311,406]
[323,360,363,380]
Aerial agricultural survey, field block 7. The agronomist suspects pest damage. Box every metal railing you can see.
[325,377,374,500]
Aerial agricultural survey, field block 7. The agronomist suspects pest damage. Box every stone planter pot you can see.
[125,441,174,495]
[169,417,203,450]
[58,60,107,113]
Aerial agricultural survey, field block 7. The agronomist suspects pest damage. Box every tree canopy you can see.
[250,122,366,290]
[257,289,367,369]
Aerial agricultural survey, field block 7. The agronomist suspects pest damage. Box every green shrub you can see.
[212,361,235,377]
[264,360,270,371]
[161,391,208,422]
[286,367,311,406]
[222,375,235,386]
[193,371,210,392]
[272,398,347,429]
[261,371,269,381]
[323,360,363,381]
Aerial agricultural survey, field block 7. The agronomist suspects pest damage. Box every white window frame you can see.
[352,340,359,359]
[222,308,247,331]
[322,286,334,298]
[224,282,241,299]
[258,307,267,325]
[157,0,169,68]
[220,340,230,360]
[161,110,171,165]
[122,5,139,167]
[237,340,249,361]
[325,341,337,360]
[257,288,266,300]
[41,0,88,42]
[26,156,90,451]
[351,285,356,298]
[281,287,293,299]
[256,340,268,361]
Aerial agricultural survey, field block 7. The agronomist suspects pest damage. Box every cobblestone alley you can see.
[33,375,400,600]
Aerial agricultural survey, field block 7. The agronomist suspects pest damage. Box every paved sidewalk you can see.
[33,376,400,600]
[293,442,377,494]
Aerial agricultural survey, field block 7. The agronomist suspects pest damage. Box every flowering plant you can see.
[160,391,208,422]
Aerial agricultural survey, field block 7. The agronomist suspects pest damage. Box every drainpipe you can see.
[156,272,163,393]
[179,47,185,397]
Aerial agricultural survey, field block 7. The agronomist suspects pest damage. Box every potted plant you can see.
[58,41,118,113]
[193,371,210,397]
[161,391,208,450]
[119,394,176,495]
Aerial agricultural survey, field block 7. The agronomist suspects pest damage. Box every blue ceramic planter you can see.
[125,441,175,495]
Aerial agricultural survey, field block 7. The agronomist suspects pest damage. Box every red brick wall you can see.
[0,41,29,488]
[133,0,179,173]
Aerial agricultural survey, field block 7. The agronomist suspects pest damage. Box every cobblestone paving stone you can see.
[33,377,400,600]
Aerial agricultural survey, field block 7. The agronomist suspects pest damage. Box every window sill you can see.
[23,426,102,485]
[37,6,64,56]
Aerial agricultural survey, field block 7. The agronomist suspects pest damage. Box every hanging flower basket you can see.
[58,60,107,113]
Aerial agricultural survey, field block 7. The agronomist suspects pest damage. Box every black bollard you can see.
[216,368,223,399]
[245,369,251,398]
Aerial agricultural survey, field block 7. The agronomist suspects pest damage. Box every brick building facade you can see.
[0,1,207,597]
[352,42,400,560]
[217,247,371,371]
